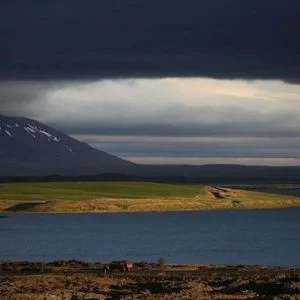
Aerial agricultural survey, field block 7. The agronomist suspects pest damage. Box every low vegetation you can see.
[0,182,204,201]
[1,261,299,299]
[0,182,299,213]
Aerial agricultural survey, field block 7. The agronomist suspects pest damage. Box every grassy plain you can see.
[0,182,299,213]
[0,182,204,201]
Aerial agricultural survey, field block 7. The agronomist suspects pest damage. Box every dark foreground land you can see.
[0,261,299,299]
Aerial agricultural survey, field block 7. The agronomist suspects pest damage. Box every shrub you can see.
[157,257,166,266]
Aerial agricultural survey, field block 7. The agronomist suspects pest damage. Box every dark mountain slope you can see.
[0,115,135,176]
[1,115,300,183]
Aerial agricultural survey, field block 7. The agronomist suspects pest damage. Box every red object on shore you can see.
[108,260,133,272]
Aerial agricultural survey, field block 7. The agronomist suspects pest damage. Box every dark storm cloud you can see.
[0,82,46,116]
[0,81,66,116]
[1,0,300,81]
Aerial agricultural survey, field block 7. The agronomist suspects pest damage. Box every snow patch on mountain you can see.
[24,127,36,138]
[39,130,52,138]
[14,123,62,143]
[5,130,13,137]
[24,126,36,134]
[0,114,134,176]
[64,145,73,152]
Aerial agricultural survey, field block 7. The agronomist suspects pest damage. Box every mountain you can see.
[0,115,136,176]
[1,115,300,183]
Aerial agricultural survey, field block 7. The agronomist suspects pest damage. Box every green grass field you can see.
[0,182,299,213]
[0,182,204,201]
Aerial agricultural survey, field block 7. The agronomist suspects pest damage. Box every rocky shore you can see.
[0,260,299,299]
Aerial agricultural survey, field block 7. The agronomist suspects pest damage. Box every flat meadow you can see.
[0,182,299,213]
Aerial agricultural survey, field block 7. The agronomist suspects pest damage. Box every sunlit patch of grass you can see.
[0,182,204,201]
[1,183,299,213]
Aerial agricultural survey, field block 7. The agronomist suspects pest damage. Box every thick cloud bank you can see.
[1,0,300,81]
[1,78,299,165]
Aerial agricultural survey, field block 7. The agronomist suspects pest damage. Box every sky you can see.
[1,1,300,166]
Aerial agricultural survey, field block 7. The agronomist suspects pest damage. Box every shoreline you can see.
[1,186,300,214]
[1,204,300,215]
[1,260,299,299]
[1,260,299,269]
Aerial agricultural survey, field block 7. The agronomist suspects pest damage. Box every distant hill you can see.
[0,115,136,176]
[1,114,300,183]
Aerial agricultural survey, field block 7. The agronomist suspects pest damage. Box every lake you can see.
[0,208,299,267]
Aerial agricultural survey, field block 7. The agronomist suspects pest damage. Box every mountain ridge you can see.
[1,115,300,183]
[0,114,135,176]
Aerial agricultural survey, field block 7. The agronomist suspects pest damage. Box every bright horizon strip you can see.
[125,157,300,166]
[71,135,271,143]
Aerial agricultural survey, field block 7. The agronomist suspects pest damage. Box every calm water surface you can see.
[0,208,299,267]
